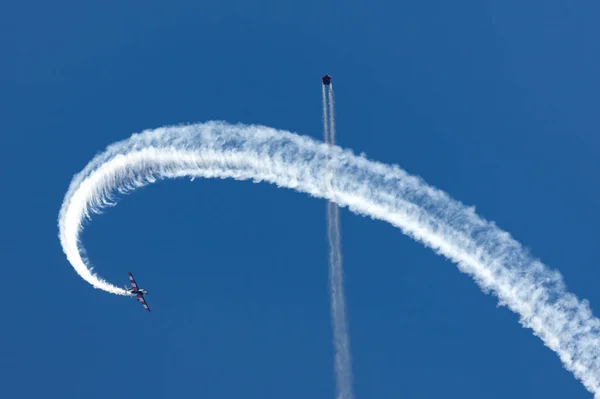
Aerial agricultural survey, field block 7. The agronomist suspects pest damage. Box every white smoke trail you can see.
[328,84,336,144]
[323,83,354,399]
[322,84,330,144]
[58,121,600,396]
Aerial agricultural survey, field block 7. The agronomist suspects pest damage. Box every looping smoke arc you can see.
[59,121,600,397]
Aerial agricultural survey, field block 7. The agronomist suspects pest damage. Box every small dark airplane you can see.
[322,74,332,85]
[125,272,150,312]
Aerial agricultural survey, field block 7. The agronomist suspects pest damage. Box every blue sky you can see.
[2,1,600,398]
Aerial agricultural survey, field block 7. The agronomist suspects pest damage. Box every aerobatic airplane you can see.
[322,74,331,85]
[125,272,150,312]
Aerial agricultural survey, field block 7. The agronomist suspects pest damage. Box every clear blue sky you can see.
[2,1,600,398]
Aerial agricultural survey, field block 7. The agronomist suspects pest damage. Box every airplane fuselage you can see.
[127,288,147,296]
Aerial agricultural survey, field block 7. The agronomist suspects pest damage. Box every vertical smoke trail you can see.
[322,84,330,144]
[328,84,336,144]
[324,83,354,399]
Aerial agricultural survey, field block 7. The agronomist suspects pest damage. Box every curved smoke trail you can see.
[59,121,600,396]
[323,84,354,399]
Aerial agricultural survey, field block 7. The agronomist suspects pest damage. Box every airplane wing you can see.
[128,272,139,290]
[137,294,150,312]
